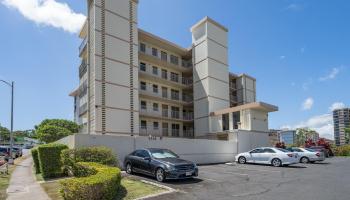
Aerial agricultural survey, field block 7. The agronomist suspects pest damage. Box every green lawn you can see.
[40,177,167,200]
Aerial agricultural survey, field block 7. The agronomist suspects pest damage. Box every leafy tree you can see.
[345,128,350,144]
[35,119,79,134]
[36,125,72,143]
[0,124,10,141]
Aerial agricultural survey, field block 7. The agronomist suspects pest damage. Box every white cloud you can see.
[319,67,340,81]
[279,55,286,60]
[302,78,313,91]
[329,102,346,112]
[1,0,86,33]
[300,47,305,53]
[281,114,334,139]
[302,97,314,110]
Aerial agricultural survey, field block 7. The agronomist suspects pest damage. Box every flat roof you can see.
[138,29,191,57]
[212,102,278,116]
[190,16,228,33]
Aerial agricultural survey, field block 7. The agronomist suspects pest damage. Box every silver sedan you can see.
[235,147,299,167]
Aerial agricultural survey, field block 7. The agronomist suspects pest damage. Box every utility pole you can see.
[1,80,14,164]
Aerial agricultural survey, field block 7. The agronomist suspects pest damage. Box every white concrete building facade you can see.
[70,0,278,140]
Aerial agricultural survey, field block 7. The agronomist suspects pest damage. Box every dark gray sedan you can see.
[124,148,198,182]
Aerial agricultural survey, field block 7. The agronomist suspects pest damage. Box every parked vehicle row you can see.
[235,147,326,167]
[0,146,23,159]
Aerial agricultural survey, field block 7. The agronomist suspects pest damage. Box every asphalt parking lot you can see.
[128,157,350,200]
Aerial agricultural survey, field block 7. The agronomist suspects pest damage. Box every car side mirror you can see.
[144,157,151,161]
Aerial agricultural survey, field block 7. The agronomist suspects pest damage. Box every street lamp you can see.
[0,79,14,164]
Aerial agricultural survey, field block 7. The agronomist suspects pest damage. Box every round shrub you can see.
[61,146,118,175]
[36,125,73,143]
[60,162,121,200]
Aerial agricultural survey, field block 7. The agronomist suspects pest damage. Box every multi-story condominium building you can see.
[333,108,350,146]
[70,0,278,139]
[279,130,296,145]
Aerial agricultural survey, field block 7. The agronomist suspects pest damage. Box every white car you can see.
[235,147,299,167]
[287,147,325,163]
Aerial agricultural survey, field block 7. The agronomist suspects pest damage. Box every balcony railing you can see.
[79,37,87,56]
[139,49,192,70]
[139,87,193,104]
[139,127,185,137]
[183,129,194,138]
[139,65,192,86]
[79,60,87,78]
[140,108,193,121]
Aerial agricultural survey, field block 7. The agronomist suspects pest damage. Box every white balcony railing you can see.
[139,65,192,86]
[139,49,192,70]
[139,87,192,104]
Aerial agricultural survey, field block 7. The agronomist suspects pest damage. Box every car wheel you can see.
[300,157,309,164]
[238,156,246,164]
[156,168,165,182]
[271,158,282,167]
[126,163,133,174]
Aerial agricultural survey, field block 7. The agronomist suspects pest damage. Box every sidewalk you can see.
[6,157,50,200]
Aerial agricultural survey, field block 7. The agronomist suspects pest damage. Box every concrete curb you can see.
[135,180,176,200]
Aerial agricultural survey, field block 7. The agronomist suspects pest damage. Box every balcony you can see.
[139,127,184,137]
[79,103,88,116]
[139,87,193,105]
[79,60,87,78]
[139,50,192,73]
[79,37,87,56]
[139,66,192,89]
[140,108,194,121]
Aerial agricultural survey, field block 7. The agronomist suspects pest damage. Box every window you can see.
[170,55,179,65]
[162,105,168,117]
[161,51,167,61]
[162,87,168,98]
[140,43,146,53]
[153,122,159,130]
[141,120,147,129]
[170,72,179,82]
[171,89,179,100]
[171,124,180,137]
[171,106,180,119]
[250,148,263,154]
[140,82,146,90]
[140,62,146,71]
[153,103,158,111]
[152,66,158,75]
[263,148,276,153]
[152,47,158,57]
[162,123,169,136]
[153,84,158,93]
[141,101,147,110]
[161,69,167,79]
[135,150,149,158]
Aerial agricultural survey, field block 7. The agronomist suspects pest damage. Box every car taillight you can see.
[287,153,293,157]
[316,152,320,157]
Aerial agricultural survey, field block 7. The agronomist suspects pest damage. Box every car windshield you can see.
[149,149,179,159]
[277,148,290,152]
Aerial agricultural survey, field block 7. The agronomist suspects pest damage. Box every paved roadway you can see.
[127,157,350,200]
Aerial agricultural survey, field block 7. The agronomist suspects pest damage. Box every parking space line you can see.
[235,167,281,173]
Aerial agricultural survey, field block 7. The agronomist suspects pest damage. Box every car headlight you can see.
[165,164,176,171]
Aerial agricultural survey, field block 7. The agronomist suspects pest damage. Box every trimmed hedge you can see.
[61,146,118,175]
[333,145,350,156]
[60,162,121,200]
[38,143,68,178]
[31,148,40,174]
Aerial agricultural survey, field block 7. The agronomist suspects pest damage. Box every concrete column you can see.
[229,112,234,131]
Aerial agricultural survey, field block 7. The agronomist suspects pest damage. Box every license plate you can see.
[186,171,192,176]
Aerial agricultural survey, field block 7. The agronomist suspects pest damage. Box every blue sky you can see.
[0,0,349,139]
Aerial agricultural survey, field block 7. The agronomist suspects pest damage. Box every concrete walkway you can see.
[6,157,50,200]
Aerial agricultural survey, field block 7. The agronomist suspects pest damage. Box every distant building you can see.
[268,129,280,146]
[333,108,350,146]
[279,130,297,145]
